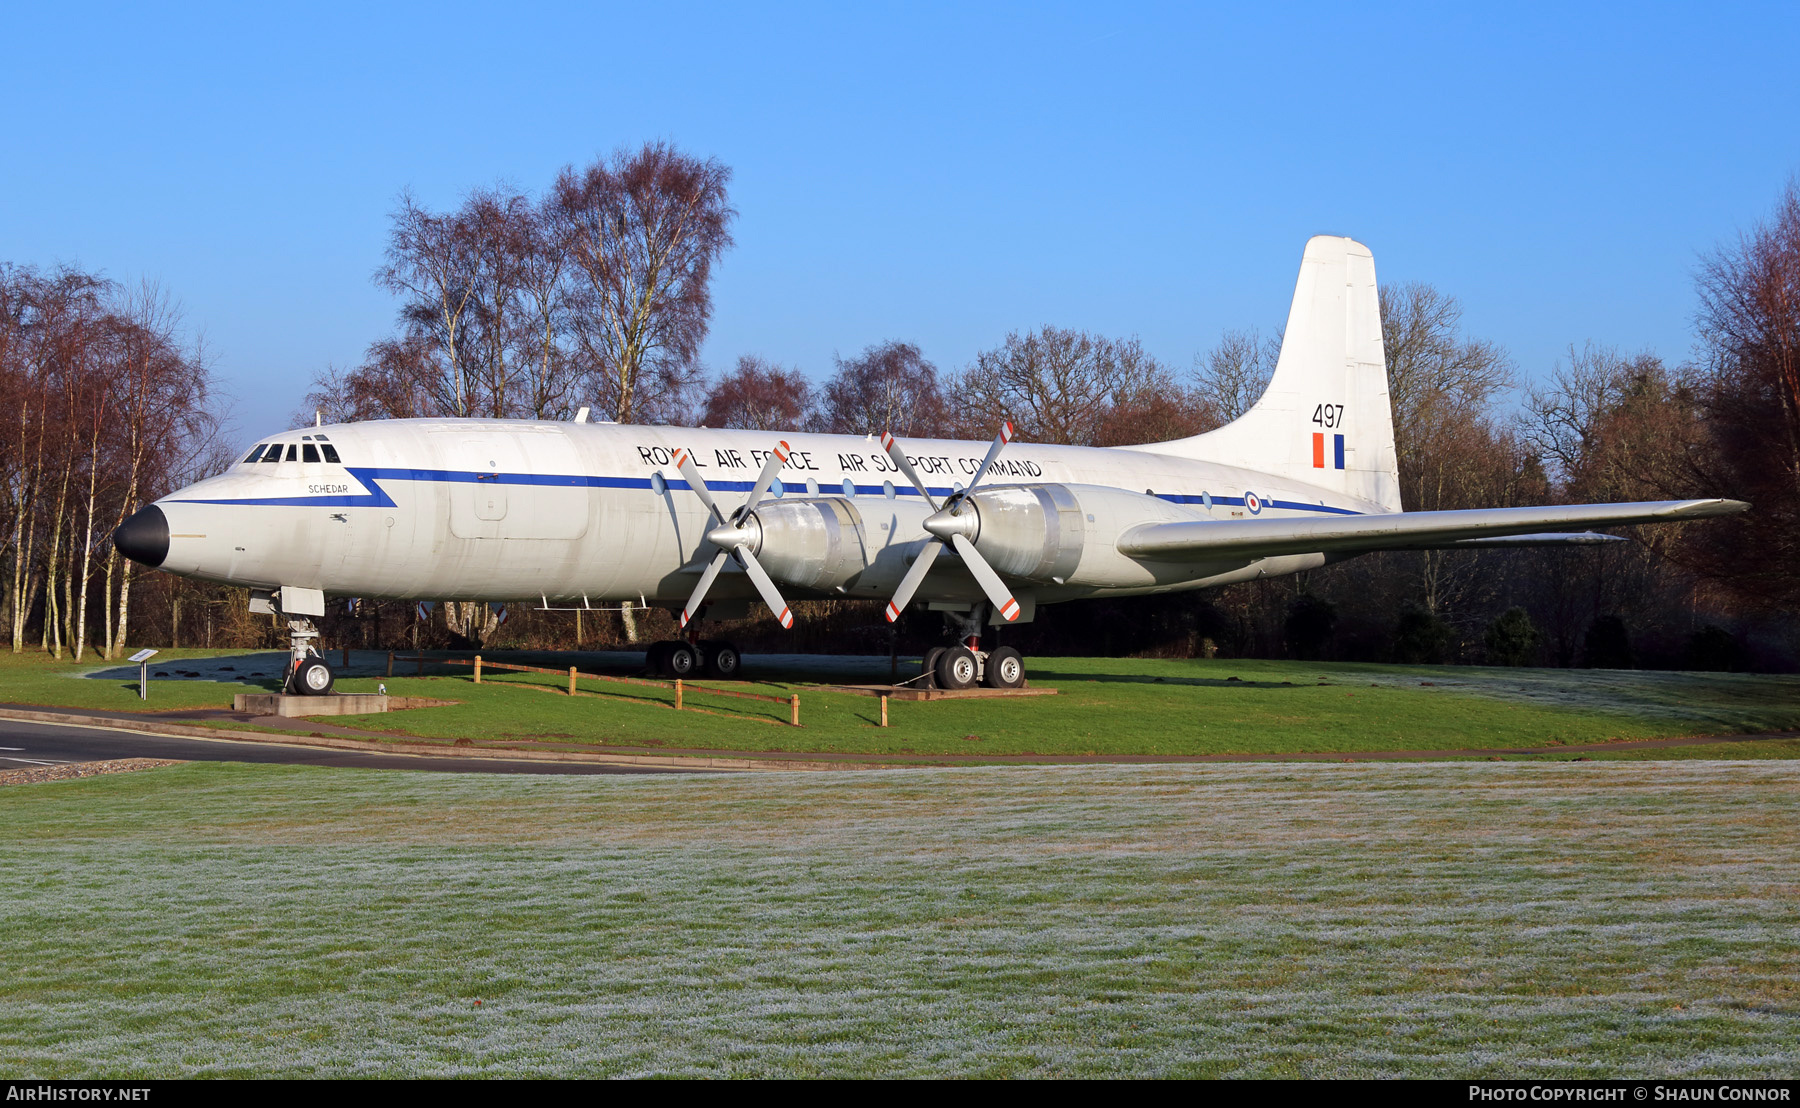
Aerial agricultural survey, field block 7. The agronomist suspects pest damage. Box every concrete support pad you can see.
[233,693,390,717]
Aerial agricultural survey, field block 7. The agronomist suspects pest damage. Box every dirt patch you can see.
[388,697,461,710]
[0,758,185,787]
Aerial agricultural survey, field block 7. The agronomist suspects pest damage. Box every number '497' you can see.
[1313,404,1344,428]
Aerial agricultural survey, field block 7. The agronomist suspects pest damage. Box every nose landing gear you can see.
[283,618,336,696]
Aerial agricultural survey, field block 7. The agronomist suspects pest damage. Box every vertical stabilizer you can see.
[1133,236,1403,512]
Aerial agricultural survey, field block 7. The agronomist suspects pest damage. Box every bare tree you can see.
[514,195,577,418]
[377,190,482,417]
[815,341,947,437]
[1691,178,1800,611]
[1379,282,1514,512]
[0,266,214,656]
[1193,327,1279,424]
[461,187,534,418]
[700,355,812,430]
[551,142,735,425]
[955,326,1201,445]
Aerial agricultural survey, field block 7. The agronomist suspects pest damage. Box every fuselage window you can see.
[261,445,282,463]
[302,444,321,463]
[285,444,299,462]
[244,445,267,463]
[321,444,341,464]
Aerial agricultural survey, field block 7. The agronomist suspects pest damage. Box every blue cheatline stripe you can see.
[1334,434,1345,470]
[170,466,1366,516]
[1153,492,1362,516]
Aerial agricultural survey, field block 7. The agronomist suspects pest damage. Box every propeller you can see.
[880,423,1022,624]
[673,442,795,630]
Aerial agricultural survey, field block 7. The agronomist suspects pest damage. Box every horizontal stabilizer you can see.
[1116,500,1748,560]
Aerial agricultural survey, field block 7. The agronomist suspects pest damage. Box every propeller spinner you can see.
[879,422,1022,624]
[673,442,796,630]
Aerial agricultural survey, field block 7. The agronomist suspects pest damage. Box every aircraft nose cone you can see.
[113,505,169,568]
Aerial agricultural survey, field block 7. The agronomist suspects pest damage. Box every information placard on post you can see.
[129,648,159,700]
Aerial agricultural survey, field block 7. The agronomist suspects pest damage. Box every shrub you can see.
[1484,607,1540,666]
[1682,625,1747,672]
[1582,614,1634,669]
[1392,603,1451,664]
[1284,593,1338,660]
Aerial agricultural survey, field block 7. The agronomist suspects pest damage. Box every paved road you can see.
[0,717,693,776]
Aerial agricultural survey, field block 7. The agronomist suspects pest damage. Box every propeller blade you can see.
[964,421,1014,495]
[672,448,726,525]
[878,431,939,510]
[950,532,1021,622]
[742,441,791,513]
[679,548,731,629]
[736,545,794,629]
[884,540,944,622]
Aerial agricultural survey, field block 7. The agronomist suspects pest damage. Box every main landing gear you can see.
[645,637,742,680]
[283,617,336,696]
[918,605,1028,691]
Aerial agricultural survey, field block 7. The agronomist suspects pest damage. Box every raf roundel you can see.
[1244,491,1262,515]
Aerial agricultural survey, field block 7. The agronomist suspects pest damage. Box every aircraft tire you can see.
[295,657,335,696]
[920,646,947,689]
[703,641,741,679]
[935,646,979,690]
[982,646,1025,689]
[664,643,699,679]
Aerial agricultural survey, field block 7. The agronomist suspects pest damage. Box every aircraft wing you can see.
[1413,532,1626,550]
[1115,499,1747,560]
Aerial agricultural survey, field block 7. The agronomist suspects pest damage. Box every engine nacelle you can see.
[963,483,1202,585]
[959,483,1086,582]
[743,497,869,590]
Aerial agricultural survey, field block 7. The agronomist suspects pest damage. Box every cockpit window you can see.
[244,445,267,463]
[261,444,281,463]
[321,444,341,464]
[302,444,321,463]
[285,444,299,462]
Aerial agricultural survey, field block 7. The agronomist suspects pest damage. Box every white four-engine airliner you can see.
[113,237,1746,694]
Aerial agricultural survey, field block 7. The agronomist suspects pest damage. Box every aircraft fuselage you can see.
[132,418,1378,614]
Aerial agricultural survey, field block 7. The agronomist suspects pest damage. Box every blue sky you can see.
[4,2,1795,442]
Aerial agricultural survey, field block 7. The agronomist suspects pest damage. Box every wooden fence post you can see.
[474,655,482,684]
[790,694,800,727]
[880,694,888,728]
[675,679,683,711]
[568,666,577,696]
[386,651,394,678]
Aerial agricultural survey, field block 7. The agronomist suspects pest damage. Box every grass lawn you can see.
[2,759,1797,1077]
[4,648,1798,758]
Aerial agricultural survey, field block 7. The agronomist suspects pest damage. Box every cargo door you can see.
[433,434,525,540]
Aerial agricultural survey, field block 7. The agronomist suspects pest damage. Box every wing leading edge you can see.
[1115,499,1748,561]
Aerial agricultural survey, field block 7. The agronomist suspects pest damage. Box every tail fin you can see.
[1136,235,1402,512]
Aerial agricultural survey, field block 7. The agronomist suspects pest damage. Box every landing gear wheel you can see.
[920,646,947,689]
[663,642,699,678]
[982,645,1025,689]
[936,646,979,690]
[295,657,335,696]
[702,640,741,679]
